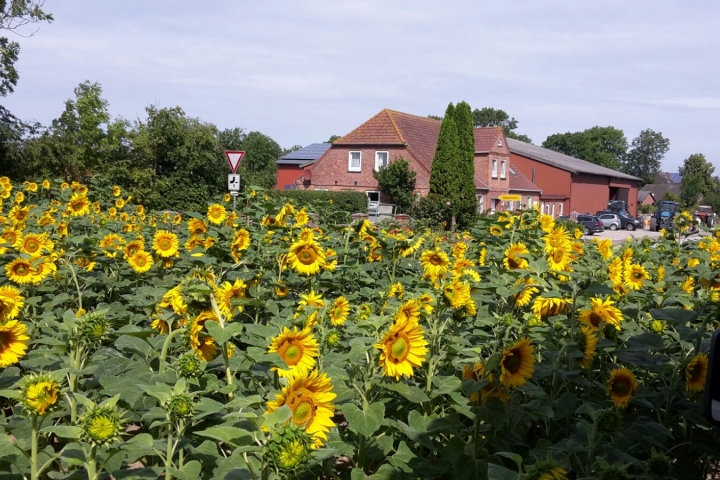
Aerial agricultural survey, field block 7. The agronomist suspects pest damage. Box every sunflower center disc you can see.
[589,312,603,328]
[292,400,313,425]
[298,247,316,265]
[283,344,303,366]
[390,334,410,362]
[26,241,39,252]
[507,257,520,269]
[504,353,521,373]
[613,379,630,395]
[553,250,564,263]
[430,255,442,266]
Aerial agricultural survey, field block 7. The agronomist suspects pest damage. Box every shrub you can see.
[269,189,368,214]
[372,158,416,213]
[410,195,453,229]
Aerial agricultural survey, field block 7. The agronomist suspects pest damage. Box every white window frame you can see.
[559,203,563,217]
[508,200,514,211]
[551,204,555,217]
[314,188,328,191]
[527,196,532,208]
[491,158,498,179]
[476,194,484,213]
[348,151,362,172]
[500,160,507,180]
[374,151,389,172]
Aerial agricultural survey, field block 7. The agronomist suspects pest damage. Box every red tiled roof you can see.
[508,161,541,193]
[473,127,503,152]
[474,175,489,189]
[334,109,441,171]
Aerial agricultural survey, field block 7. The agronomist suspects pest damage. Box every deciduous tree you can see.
[679,153,718,207]
[238,131,281,190]
[472,107,532,143]
[621,129,670,185]
[0,0,53,96]
[543,126,628,170]
[373,158,416,213]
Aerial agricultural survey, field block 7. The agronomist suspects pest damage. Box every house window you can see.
[527,196,532,208]
[314,188,328,191]
[508,200,514,211]
[476,194,484,213]
[497,139,503,147]
[348,151,361,172]
[374,151,388,171]
[559,203,563,217]
[500,160,507,179]
[491,159,498,179]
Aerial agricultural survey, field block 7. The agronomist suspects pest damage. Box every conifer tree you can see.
[453,101,478,225]
[429,103,462,209]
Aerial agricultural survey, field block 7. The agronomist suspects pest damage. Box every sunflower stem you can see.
[86,445,98,480]
[165,427,174,480]
[30,415,38,480]
[159,328,184,374]
[62,259,83,311]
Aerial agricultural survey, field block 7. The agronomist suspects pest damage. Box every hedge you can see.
[270,190,368,214]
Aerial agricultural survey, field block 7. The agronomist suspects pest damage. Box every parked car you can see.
[597,213,622,231]
[596,210,642,231]
[576,214,605,235]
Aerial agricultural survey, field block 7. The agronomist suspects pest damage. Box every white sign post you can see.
[224,151,245,210]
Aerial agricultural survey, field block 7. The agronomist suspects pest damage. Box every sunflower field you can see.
[1,177,719,480]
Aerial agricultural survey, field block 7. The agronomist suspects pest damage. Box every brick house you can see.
[508,139,642,217]
[296,109,540,212]
[276,143,331,190]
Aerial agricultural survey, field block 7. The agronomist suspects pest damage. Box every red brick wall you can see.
[511,153,572,199]
[304,146,430,195]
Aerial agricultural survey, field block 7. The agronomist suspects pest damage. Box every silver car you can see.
[597,213,621,231]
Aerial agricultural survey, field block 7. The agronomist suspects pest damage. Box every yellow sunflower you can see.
[514,278,539,307]
[685,353,708,392]
[374,317,429,380]
[531,296,570,318]
[99,233,125,258]
[681,276,695,295]
[6,258,35,285]
[233,228,251,250]
[299,290,325,309]
[275,283,289,299]
[443,278,471,310]
[546,244,572,272]
[489,225,504,237]
[329,296,350,326]
[578,326,598,369]
[268,327,320,378]
[395,299,421,324]
[207,204,227,225]
[539,214,555,233]
[623,263,649,290]
[15,233,52,258]
[578,297,623,330]
[265,370,336,448]
[0,285,24,321]
[21,375,60,416]
[543,225,571,252]
[0,319,30,367]
[67,193,91,216]
[594,238,614,260]
[287,239,326,276]
[187,218,208,235]
[499,338,535,388]
[294,208,310,227]
[420,247,450,280]
[128,251,153,273]
[152,230,180,258]
[188,313,219,361]
[215,279,247,318]
[606,367,638,408]
[123,238,145,259]
[462,363,510,404]
[503,242,530,270]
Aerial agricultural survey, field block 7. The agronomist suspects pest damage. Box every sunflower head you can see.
[20,373,62,416]
[503,242,530,270]
[175,352,205,378]
[374,317,429,381]
[288,239,326,276]
[606,367,638,409]
[595,408,623,436]
[166,393,195,422]
[646,450,671,477]
[526,460,568,480]
[685,353,708,392]
[266,423,314,471]
[206,204,227,225]
[499,338,535,389]
[0,285,24,321]
[268,327,319,379]
[80,402,125,446]
[0,319,30,368]
[76,310,112,345]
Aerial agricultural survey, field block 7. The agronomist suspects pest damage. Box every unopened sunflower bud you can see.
[596,408,623,436]
[80,405,125,446]
[166,393,194,421]
[266,423,313,471]
[175,352,205,378]
[20,373,61,416]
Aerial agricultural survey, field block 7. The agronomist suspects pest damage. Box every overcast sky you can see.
[4,0,720,173]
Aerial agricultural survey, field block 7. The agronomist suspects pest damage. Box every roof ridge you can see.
[385,109,441,123]
[385,110,406,144]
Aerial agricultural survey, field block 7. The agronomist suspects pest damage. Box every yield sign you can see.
[225,151,245,173]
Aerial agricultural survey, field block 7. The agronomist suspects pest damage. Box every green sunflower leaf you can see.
[342,402,385,437]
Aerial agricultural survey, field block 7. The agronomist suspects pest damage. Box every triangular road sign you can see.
[225,151,245,173]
